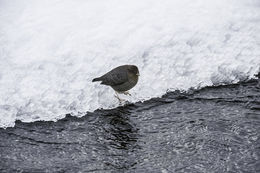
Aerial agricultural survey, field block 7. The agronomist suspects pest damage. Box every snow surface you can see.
[0,0,259,128]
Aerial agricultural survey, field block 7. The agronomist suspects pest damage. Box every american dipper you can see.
[92,65,139,101]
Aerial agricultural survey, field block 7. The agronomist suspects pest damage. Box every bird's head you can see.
[128,65,140,77]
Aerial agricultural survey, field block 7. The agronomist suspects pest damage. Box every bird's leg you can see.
[123,91,131,96]
[114,92,125,103]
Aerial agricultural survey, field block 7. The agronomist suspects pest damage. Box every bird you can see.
[92,65,139,102]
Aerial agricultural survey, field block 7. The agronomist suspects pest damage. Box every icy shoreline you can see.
[0,0,260,128]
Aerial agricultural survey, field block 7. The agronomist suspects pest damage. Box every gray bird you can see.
[92,65,140,101]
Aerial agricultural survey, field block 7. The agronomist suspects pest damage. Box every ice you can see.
[0,0,259,128]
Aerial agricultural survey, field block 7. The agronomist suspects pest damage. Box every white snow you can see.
[0,0,259,128]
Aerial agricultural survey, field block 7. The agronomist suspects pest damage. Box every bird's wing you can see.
[100,66,128,86]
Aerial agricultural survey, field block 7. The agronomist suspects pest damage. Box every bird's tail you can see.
[92,77,102,82]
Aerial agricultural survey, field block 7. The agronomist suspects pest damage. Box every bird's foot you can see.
[114,94,125,103]
[123,91,131,96]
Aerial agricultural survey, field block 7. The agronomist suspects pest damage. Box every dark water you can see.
[0,78,260,173]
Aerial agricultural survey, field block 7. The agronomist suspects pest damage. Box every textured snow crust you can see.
[0,0,259,127]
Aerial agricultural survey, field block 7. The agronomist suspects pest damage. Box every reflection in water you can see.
[101,108,139,171]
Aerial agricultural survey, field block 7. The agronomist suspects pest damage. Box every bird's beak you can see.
[136,72,140,76]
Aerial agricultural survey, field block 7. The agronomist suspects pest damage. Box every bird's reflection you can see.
[97,106,139,170]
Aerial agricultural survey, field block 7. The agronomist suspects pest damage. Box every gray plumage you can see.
[92,65,139,93]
